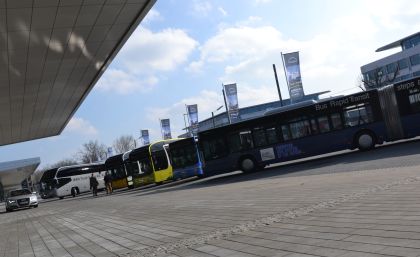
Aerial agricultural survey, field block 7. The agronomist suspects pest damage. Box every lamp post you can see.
[183,113,190,135]
[212,105,224,128]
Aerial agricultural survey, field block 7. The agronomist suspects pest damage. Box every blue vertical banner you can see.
[187,104,199,136]
[223,83,240,123]
[160,119,172,140]
[141,130,150,145]
[282,51,305,102]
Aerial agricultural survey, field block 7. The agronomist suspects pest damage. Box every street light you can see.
[212,105,224,128]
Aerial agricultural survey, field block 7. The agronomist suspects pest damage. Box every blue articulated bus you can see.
[196,77,420,176]
[168,137,203,180]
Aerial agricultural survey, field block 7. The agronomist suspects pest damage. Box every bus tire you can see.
[71,188,76,197]
[59,196,64,200]
[355,131,376,151]
[240,157,258,173]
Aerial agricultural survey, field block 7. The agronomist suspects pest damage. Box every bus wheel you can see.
[356,131,376,151]
[59,197,64,200]
[240,157,257,173]
[71,188,76,197]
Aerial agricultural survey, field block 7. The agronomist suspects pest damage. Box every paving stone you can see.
[1,154,420,257]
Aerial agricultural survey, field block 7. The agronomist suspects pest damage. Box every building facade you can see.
[361,32,420,88]
[0,158,40,201]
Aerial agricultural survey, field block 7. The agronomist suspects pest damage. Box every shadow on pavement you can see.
[131,137,420,197]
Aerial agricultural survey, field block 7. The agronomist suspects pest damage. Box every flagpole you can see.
[272,64,283,106]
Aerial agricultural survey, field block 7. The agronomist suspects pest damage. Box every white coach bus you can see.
[54,163,106,199]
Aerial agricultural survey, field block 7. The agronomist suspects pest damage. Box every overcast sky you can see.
[1,0,420,167]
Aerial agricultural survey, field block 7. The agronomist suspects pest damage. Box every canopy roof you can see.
[0,157,40,189]
[0,0,155,146]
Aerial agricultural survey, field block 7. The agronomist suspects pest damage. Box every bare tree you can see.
[361,66,399,90]
[113,135,136,154]
[53,158,79,167]
[77,140,107,163]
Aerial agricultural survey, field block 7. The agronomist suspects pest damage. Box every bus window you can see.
[310,119,319,134]
[152,150,168,171]
[409,92,420,112]
[281,125,291,141]
[318,116,331,133]
[202,137,228,160]
[290,120,311,139]
[266,127,279,144]
[344,104,374,127]
[127,161,140,175]
[253,128,267,147]
[140,161,152,174]
[171,148,182,168]
[330,113,343,130]
[240,131,254,150]
[227,133,241,152]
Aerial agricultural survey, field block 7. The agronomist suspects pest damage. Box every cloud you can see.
[118,27,198,73]
[146,90,225,136]
[98,27,198,94]
[97,69,158,94]
[65,117,98,136]
[254,0,272,4]
[218,7,227,16]
[192,0,213,17]
[143,9,163,24]
[188,2,420,98]
[187,25,289,73]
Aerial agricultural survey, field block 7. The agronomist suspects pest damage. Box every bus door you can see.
[151,149,172,182]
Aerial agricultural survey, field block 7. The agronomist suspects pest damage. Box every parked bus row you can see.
[39,77,420,199]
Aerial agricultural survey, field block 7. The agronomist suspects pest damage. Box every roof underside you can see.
[0,0,155,146]
[0,157,40,188]
[376,31,420,52]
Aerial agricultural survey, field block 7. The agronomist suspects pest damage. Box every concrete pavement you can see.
[1,141,420,257]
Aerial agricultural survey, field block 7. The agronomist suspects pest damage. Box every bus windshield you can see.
[170,141,199,169]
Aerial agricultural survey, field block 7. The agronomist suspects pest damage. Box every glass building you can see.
[361,31,420,87]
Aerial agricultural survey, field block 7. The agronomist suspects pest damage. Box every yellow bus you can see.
[104,153,129,190]
[124,139,181,187]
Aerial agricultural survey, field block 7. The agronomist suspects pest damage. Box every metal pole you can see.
[272,64,283,106]
[183,114,190,136]
[280,52,291,104]
[222,86,231,124]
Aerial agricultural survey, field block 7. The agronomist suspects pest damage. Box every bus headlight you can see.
[128,181,133,185]
[127,176,132,181]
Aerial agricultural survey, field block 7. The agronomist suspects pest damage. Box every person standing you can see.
[104,171,113,194]
[89,174,98,196]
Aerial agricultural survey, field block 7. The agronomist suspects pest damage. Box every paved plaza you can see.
[1,140,420,257]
